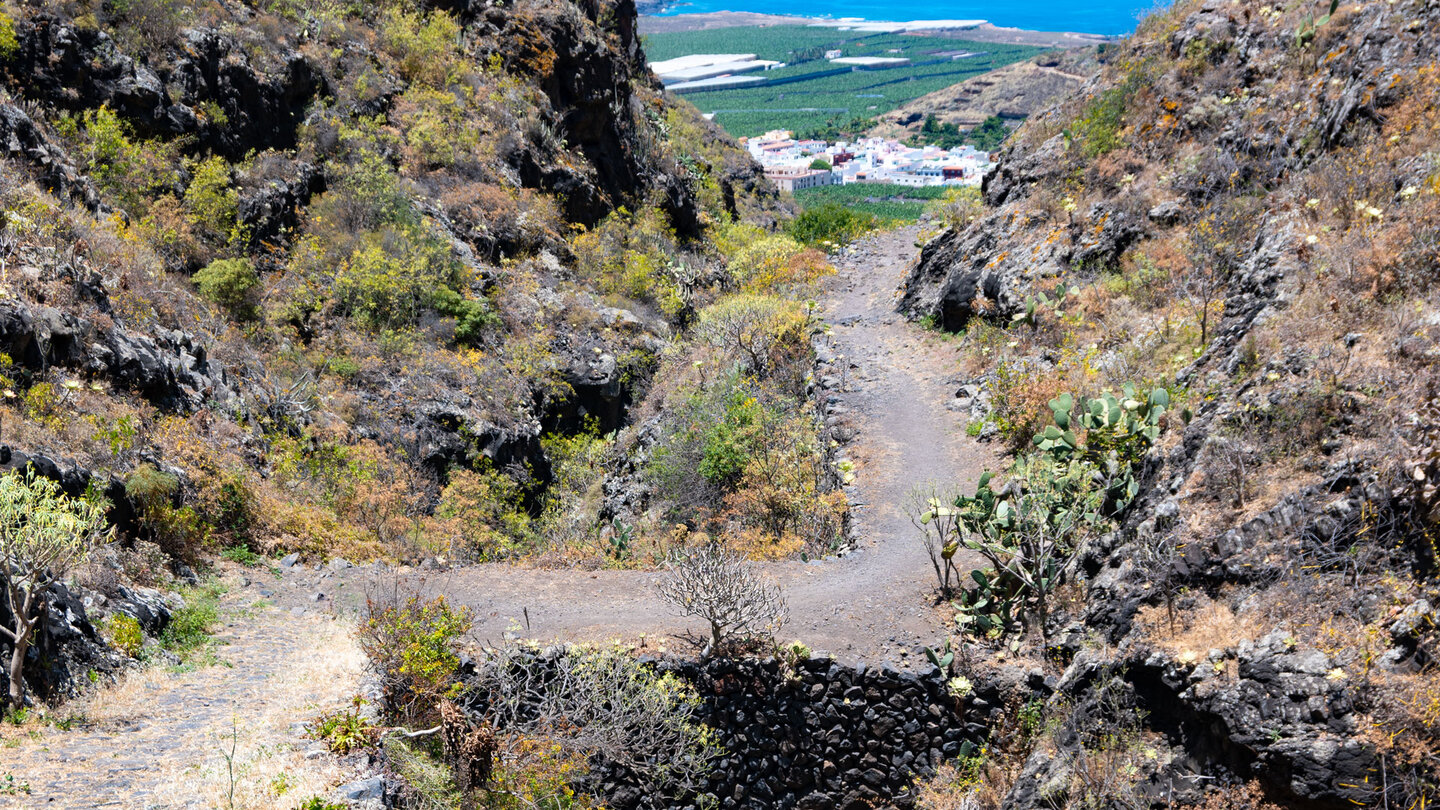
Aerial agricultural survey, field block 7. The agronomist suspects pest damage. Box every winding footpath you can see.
[421,224,999,661]
[0,225,995,807]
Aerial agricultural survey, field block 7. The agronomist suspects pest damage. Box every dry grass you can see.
[915,759,1011,810]
[1,586,365,808]
[1136,597,1268,660]
[160,614,365,808]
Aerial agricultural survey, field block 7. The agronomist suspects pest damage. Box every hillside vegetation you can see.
[905,0,1440,807]
[0,0,852,600]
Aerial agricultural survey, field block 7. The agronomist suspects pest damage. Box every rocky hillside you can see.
[868,49,1099,139]
[905,0,1440,808]
[0,0,832,700]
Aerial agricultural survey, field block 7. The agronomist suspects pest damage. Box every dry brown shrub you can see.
[1363,668,1440,778]
[916,760,1011,810]
[989,360,1068,451]
[1189,781,1284,810]
[1136,597,1268,660]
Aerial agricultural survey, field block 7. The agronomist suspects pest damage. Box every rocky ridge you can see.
[900,0,1440,807]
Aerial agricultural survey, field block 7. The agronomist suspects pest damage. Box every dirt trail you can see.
[0,225,991,807]
[415,225,999,663]
[0,591,364,809]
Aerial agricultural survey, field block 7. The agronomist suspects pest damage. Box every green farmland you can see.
[794,183,950,222]
[642,26,1045,137]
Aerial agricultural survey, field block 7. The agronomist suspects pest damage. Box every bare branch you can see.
[655,542,786,657]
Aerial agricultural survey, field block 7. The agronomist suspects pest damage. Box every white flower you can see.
[1401,186,1419,199]
[1305,234,1319,245]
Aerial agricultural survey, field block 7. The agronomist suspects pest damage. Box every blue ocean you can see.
[651,0,1163,36]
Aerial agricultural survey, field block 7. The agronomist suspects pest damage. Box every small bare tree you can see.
[908,484,963,599]
[1,468,109,706]
[656,542,786,657]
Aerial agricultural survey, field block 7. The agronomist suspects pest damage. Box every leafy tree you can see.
[911,115,964,149]
[0,468,110,706]
[966,115,1011,151]
[808,157,832,171]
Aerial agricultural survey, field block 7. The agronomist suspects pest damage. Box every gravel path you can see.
[0,590,364,809]
[0,226,994,807]
[404,225,1000,664]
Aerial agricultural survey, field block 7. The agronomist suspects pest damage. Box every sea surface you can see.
[650,0,1163,36]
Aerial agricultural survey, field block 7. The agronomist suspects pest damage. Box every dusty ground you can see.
[0,583,365,809]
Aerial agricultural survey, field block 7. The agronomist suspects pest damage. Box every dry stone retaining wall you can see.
[612,655,973,810]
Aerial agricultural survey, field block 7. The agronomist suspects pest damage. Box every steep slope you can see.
[0,0,796,701]
[868,49,1099,138]
[901,0,1440,807]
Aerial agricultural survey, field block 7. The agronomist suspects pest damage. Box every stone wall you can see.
[626,655,970,810]
[454,648,994,810]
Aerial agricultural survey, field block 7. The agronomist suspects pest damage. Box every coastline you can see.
[637,11,1118,46]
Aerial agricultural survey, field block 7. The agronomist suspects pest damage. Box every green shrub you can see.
[56,106,180,211]
[785,203,878,247]
[193,257,259,320]
[698,385,763,488]
[694,294,814,382]
[725,234,830,292]
[208,470,256,544]
[380,6,460,87]
[125,463,178,511]
[571,207,686,316]
[182,155,240,243]
[357,592,471,722]
[22,382,64,430]
[0,11,18,61]
[429,286,498,346]
[218,545,261,566]
[320,148,417,232]
[309,697,375,754]
[432,466,533,560]
[126,464,207,561]
[966,115,1010,151]
[103,613,144,658]
[1069,69,1142,159]
[334,228,463,330]
[395,85,485,170]
[160,582,223,658]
